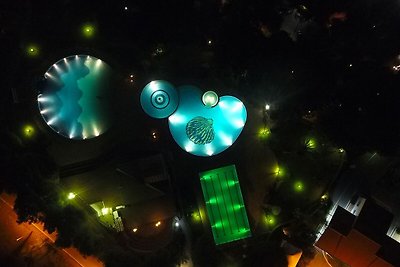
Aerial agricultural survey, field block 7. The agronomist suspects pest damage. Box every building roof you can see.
[377,236,400,266]
[316,228,391,267]
[329,206,356,236]
[316,199,399,267]
[354,200,393,244]
[62,154,177,229]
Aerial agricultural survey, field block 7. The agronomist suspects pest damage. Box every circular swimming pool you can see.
[37,55,113,140]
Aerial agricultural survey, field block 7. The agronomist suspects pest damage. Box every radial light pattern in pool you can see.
[37,55,113,139]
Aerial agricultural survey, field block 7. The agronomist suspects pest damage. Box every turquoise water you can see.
[168,86,247,157]
[38,55,112,140]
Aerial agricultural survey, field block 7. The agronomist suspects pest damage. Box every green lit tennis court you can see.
[199,165,251,245]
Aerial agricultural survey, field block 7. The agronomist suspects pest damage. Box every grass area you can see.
[258,119,344,234]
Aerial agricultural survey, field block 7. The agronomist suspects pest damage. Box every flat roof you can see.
[199,165,251,245]
[329,206,356,236]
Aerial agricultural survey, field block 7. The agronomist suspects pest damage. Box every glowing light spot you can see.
[265,214,276,226]
[265,104,270,110]
[208,198,217,204]
[232,119,245,128]
[234,204,244,210]
[132,228,138,232]
[219,132,233,146]
[155,221,161,227]
[274,166,281,176]
[95,59,102,68]
[44,72,55,80]
[82,24,95,38]
[148,81,159,92]
[192,211,201,222]
[168,114,185,124]
[231,102,244,112]
[101,207,110,215]
[258,127,270,139]
[175,221,180,227]
[305,138,317,149]
[93,125,100,137]
[213,222,222,228]
[218,100,228,109]
[22,125,35,138]
[67,192,76,199]
[294,181,304,192]
[205,144,214,156]
[228,180,238,186]
[38,96,53,103]
[26,44,39,57]
[40,108,51,114]
[184,142,194,152]
[47,117,58,125]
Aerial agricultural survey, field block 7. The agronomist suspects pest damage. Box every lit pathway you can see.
[0,193,104,267]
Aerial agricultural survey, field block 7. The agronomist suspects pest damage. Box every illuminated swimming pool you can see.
[37,55,113,140]
[168,85,247,157]
[199,165,252,245]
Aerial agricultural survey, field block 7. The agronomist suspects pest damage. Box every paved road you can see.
[0,193,104,267]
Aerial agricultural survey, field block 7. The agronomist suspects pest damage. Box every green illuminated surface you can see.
[199,165,251,245]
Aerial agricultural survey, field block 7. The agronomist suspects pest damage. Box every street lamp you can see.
[263,104,271,127]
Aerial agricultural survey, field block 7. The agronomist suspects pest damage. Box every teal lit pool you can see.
[168,86,247,157]
[37,55,113,140]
